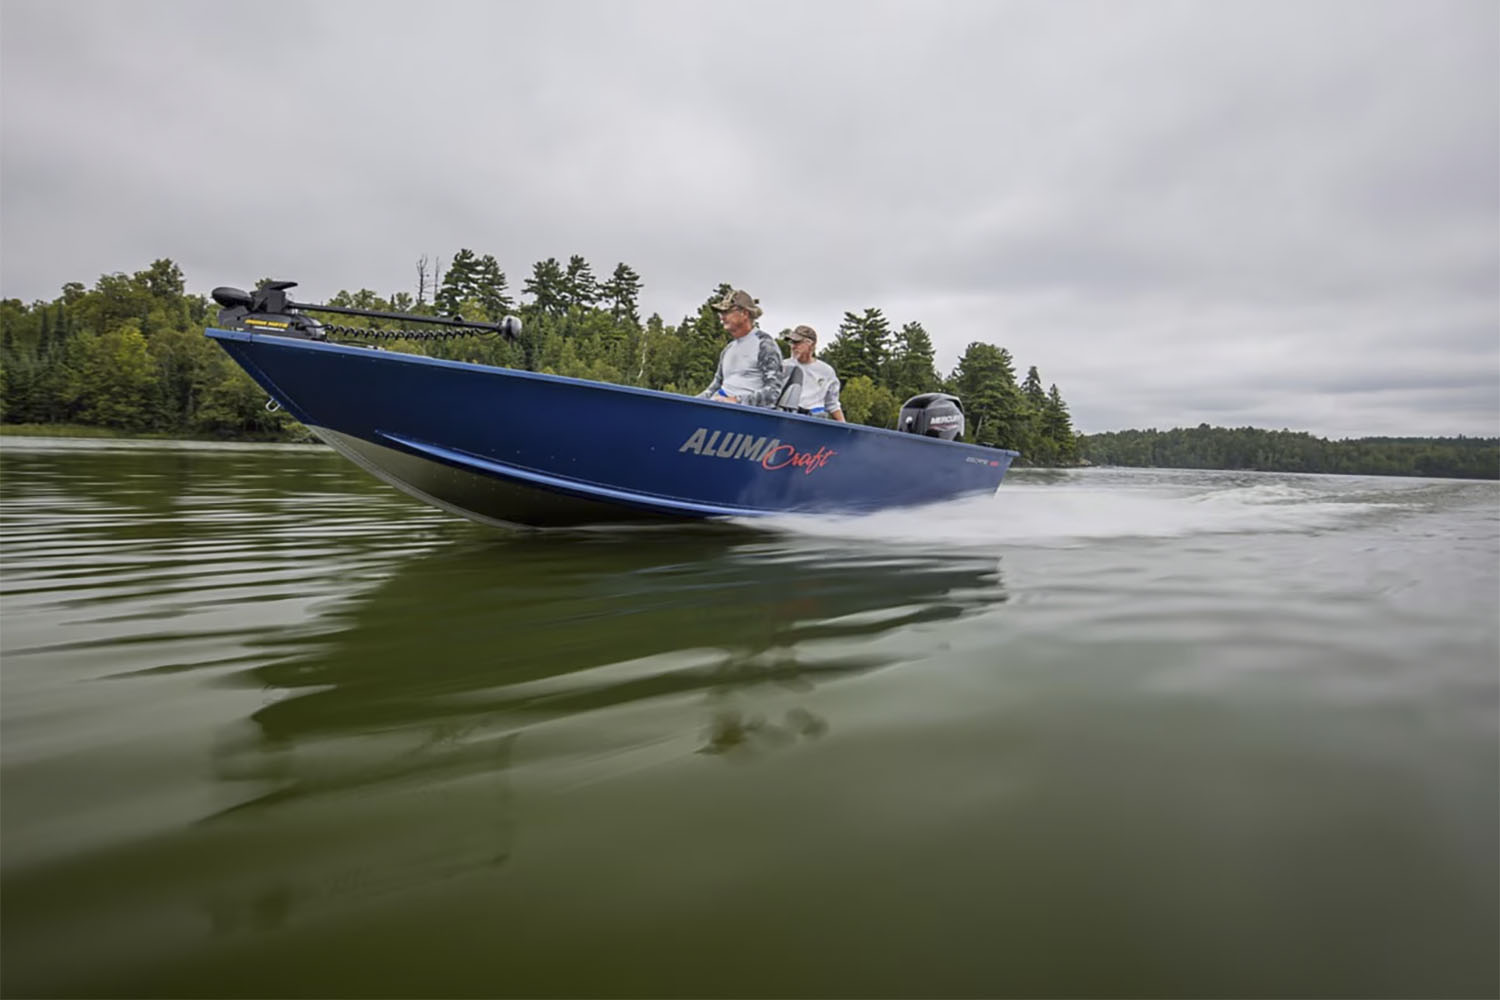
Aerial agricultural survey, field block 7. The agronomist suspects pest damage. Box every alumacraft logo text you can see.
[678,427,836,474]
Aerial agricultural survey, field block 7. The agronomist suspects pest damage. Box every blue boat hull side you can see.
[207,329,1018,526]
[312,427,682,527]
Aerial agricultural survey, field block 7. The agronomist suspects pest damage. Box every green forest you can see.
[0,253,1079,462]
[1080,425,1498,480]
[3,254,1494,478]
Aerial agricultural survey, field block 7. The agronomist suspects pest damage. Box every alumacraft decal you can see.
[678,427,837,475]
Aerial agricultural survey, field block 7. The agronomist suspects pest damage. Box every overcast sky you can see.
[2,0,1496,438]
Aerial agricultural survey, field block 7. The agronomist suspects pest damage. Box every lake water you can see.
[2,438,1496,998]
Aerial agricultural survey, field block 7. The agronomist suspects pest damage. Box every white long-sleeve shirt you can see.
[779,358,842,416]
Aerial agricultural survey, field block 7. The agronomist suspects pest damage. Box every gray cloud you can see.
[2,0,1495,438]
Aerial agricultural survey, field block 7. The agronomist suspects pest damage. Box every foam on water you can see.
[746,469,1446,548]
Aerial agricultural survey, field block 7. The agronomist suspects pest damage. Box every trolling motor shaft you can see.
[211,281,522,342]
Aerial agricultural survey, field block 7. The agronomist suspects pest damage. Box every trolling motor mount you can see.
[212,282,326,339]
[211,281,522,343]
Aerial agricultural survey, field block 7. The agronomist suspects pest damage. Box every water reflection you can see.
[230,532,1006,750]
[0,441,348,517]
[4,442,1011,964]
[699,703,831,755]
[196,532,1006,934]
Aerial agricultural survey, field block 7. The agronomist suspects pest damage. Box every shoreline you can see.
[0,427,326,452]
[0,423,316,445]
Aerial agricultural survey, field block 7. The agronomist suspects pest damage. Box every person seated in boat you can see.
[777,325,846,421]
[696,288,785,408]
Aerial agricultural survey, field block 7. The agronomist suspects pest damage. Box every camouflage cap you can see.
[785,324,817,344]
[710,288,762,319]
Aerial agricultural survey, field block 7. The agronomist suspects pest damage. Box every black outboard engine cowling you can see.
[898,393,965,440]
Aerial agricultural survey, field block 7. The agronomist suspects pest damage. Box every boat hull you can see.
[208,329,1018,527]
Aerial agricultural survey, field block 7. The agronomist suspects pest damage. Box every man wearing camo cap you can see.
[779,325,845,421]
[696,288,786,408]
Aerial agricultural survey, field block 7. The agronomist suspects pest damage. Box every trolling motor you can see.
[210,281,522,343]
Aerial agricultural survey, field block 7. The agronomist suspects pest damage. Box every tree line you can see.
[1079,425,1498,480]
[0,253,1080,462]
[10,255,1484,478]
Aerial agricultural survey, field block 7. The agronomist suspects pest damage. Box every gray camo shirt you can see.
[697,329,786,408]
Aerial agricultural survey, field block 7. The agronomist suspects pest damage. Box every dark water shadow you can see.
[230,532,1005,742]
[190,530,1006,939]
[207,530,1007,811]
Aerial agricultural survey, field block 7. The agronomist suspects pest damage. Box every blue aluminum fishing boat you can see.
[206,283,1018,528]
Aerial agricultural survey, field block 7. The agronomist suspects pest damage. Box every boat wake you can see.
[742,468,1466,549]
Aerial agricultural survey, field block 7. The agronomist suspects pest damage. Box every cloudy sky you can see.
[2,0,1496,438]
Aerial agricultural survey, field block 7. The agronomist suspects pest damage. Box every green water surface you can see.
[2,440,1496,998]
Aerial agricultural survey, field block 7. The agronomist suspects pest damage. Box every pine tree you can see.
[1019,365,1049,461]
[888,321,940,402]
[823,308,892,383]
[949,342,1025,449]
[670,285,735,392]
[562,255,598,311]
[1021,366,1046,409]
[1043,384,1078,462]
[523,258,567,316]
[601,263,642,325]
[474,254,513,320]
[435,249,481,315]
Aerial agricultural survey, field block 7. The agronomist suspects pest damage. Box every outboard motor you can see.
[898,393,965,441]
